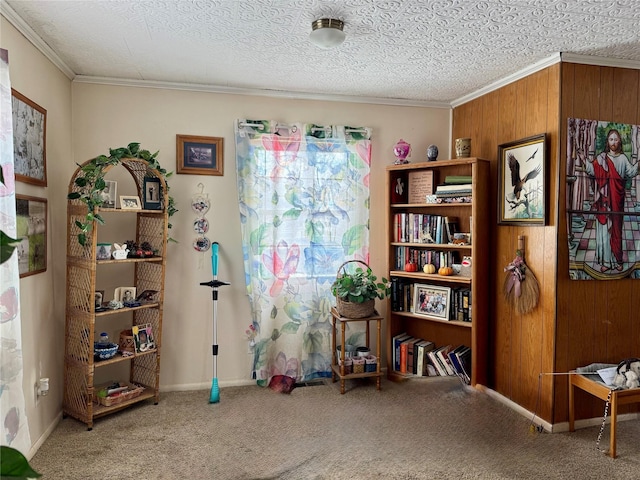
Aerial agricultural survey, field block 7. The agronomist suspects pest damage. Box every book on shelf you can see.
[454,346,472,384]
[427,346,449,376]
[392,332,411,372]
[415,339,435,376]
[448,345,471,384]
[435,345,456,376]
[443,175,472,185]
[399,337,418,374]
[435,184,472,197]
[406,337,420,374]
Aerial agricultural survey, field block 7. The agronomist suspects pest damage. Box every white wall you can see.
[1,17,72,453]
[72,83,451,389]
[3,10,451,454]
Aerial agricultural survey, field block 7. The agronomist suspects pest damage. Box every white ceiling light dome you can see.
[309,18,346,49]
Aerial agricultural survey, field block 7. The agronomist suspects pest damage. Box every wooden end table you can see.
[569,371,640,458]
[330,307,383,394]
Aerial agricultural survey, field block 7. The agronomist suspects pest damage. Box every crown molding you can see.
[450,53,562,108]
[0,3,75,79]
[72,75,451,109]
[560,52,640,70]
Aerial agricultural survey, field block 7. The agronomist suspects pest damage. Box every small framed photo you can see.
[15,194,47,278]
[133,323,155,353]
[413,284,451,320]
[497,133,547,225]
[102,180,117,208]
[143,177,162,210]
[119,195,141,210]
[94,290,106,311]
[12,89,47,186]
[176,134,223,176]
[114,287,136,303]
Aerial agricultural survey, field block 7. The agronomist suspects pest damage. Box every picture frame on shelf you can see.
[133,323,155,353]
[11,88,47,186]
[94,290,107,311]
[497,133,547,225]
[102,180,117,208]
[114,287,136,304]
[143,177,162,210]
[120,195,141,210]
[176,134,224,176]
[15,194,47,278]
[413,284,451,320]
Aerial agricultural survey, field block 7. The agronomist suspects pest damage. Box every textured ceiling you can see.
[3,0,640,105]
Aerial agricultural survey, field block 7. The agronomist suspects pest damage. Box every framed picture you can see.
[413,284,451,320]
[497,134,547,225]
[102,180,117,208]
[120,195,141,210]
[94,290,106,311]
[143,177,162,210]
[176,134,223,176]
[114,287,136,303]
[11,89,47,186]
[15,194,47,278]
[133,323,155,353]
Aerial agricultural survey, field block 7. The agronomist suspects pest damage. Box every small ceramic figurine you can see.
[427,144,438,162]
[393,139,411,165]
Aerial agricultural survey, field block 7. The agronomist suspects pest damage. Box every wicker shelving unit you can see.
[63,158,168,429]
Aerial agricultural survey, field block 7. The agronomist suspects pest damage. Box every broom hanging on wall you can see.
[503,235,540,315]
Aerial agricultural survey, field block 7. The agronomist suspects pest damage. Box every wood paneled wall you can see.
[453,65,560,422]
[453,62,640,425]
[556,64,640,423]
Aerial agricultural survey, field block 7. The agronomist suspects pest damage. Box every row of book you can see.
[393,213,458,244]
[390,278,472,322]
[393,247,459,272]
[392,332,471,384]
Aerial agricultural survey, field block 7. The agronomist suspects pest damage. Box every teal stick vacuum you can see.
[199,242,229,403]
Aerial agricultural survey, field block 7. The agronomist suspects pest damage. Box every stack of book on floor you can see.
[391,332,471,384]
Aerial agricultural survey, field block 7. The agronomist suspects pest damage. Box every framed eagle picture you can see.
[497,134,547,225]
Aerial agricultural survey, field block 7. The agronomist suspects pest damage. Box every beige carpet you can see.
[31,377,639,479]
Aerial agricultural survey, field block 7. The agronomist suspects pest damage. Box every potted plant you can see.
[331,260,390,318]
[67,142,178,246]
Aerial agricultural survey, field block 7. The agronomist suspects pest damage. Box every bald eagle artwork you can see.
[508,152,541,200]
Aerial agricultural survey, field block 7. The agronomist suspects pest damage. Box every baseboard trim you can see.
[478,385,639,433]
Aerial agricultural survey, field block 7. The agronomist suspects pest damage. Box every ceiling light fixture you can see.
[309,18,346,49]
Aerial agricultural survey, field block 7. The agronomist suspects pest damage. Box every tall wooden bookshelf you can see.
[63,158,168,429]
[386,158,489,386]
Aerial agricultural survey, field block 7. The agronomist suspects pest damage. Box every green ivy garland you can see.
[67,142,177,246]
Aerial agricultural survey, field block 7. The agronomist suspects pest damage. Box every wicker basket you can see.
[93,382,144,406]
[334,260,376,318]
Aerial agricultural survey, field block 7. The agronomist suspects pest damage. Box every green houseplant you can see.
[331,260,390,318]
[67,142,177,246]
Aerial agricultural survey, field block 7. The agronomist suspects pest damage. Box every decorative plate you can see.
[193,236,211,252]
[194,217,209,234]
[191,195,210,216]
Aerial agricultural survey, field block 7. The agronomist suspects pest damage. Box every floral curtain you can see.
[235,120,372,385]
[0,48,32,452]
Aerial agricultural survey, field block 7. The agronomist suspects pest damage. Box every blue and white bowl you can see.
[94,342,118,360]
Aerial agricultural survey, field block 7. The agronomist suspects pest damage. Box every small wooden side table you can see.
[568,371,640,458]
[330,307,383,394]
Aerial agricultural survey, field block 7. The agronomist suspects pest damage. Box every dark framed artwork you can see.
[11,89,47,186]
[15,194,47,278]
[143,177,162,210]
[497,134,546,225]
[176,134,223,176]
